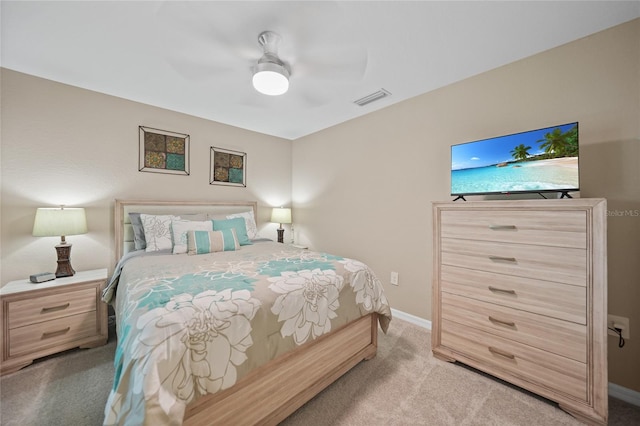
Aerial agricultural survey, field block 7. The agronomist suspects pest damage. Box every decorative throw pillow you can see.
[226,210,259,240]
[171,219,213,254]
[212,217,252,245]
[178,213,208,221]
[128,212,147,250]
[187,229,239,255]
[141,214,177,252]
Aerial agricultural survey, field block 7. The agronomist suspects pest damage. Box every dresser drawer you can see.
[9,311,98,357]
[441,238,586,286]
[441,265,586,324]
[441,319,587,401]
[7,287,96,329]
[441,292,586,362]
[440,209,586,248]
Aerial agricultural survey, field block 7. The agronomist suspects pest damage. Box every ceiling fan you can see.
[155,2,369,105]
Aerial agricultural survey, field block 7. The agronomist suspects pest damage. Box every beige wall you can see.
[292,19,640,392]
[1,19,638,393]
[1,69,292,283]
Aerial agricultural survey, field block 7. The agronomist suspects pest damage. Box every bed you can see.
[102,199,392,425]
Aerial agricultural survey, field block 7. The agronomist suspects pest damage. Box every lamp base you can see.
[55,243,75,278]
[276,228,285,244]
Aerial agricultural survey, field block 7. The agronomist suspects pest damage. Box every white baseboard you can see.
[391,308,431,330]
[391,309,640,408]
[609,382,640,407]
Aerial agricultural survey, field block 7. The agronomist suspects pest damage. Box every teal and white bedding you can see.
[102,241,391,425]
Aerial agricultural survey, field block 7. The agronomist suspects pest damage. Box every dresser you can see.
[432,199,607,425]
[0,269,109,375]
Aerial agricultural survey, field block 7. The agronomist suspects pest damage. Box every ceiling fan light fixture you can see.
[252,62,289,96]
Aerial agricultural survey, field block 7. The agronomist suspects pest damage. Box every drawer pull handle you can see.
[488,316,516,327]
[41,303,70,313]
[42,327,71,339]
[488,286,516,295]
[488,346,515,360]
[489,255,517,263]
[489,225,517,230]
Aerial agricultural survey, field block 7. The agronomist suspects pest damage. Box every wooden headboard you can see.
[114,199,258,264]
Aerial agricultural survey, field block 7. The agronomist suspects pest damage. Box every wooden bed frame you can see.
[113,199,379,425]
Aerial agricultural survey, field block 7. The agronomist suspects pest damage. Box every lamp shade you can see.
[270,207,292,224]
[33,207,88,237]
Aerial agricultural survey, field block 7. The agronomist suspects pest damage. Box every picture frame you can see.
[139,126,190,175]
[210,146,246,187]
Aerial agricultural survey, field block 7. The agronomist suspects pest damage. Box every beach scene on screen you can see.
[451,123,579,194]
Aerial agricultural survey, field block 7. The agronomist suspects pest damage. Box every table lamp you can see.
[33,206,88,277]
[270,207,292,243]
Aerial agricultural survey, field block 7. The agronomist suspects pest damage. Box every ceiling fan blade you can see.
[273,2,363,52]
[155,1,260,80]
[296,88,332,108]
[292,45,368,82]
[161,31,242,80]
[165,56,238,81]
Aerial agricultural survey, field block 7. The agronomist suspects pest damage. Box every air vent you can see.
[353,89,391,107]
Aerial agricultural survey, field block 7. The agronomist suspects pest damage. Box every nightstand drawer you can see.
[441,292,586,362]
[7,288,96,329]
[440,209,586,248]
[441,238,586,286]
[9,311,97,357]
[441,319,587,401]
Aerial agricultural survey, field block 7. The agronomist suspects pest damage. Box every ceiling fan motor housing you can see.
[253,31,290,95]
[256,31,290,72]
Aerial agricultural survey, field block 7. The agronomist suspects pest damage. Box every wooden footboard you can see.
[184,313,378,426]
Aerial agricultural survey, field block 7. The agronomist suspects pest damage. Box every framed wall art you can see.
[139,126,190,175]
[210,147,246,187]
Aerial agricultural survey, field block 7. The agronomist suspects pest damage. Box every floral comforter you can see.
[102,241,391,425]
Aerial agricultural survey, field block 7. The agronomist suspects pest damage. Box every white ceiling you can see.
[2,1,639,140]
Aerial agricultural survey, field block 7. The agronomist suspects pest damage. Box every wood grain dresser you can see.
[1,268,109,375]
[432,199,607,425]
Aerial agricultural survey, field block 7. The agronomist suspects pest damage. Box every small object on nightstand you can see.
[29,272,56,283]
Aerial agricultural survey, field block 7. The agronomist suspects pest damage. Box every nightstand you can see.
[0,268,109,375]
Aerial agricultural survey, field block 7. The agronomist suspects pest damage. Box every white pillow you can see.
[226,210,259,239]
[141,214,178,252]
[171,219,213,254]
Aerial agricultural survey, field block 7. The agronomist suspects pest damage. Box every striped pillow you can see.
[187,229,239,255]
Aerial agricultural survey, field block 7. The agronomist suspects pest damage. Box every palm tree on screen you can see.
[510,144,532,161]
[538,127,569,157]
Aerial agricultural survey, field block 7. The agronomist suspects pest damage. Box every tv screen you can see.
[451,122,579,197]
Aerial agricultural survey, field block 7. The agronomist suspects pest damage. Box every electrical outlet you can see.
[607,315,630,339]
[390,271,399,286]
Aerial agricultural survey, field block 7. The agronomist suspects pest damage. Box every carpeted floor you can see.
[1,329,116,426]
[1,318,639,425]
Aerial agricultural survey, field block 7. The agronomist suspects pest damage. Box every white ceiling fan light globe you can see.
[252,62,289,96]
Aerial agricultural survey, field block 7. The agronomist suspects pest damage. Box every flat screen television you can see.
[451,122,579,199]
